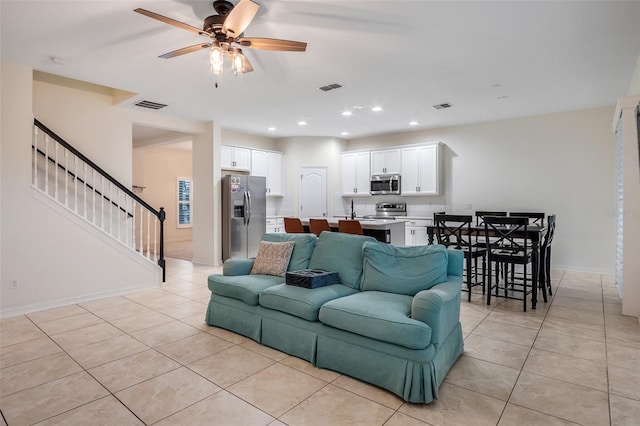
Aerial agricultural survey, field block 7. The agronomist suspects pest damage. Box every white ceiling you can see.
[2,1,639,139]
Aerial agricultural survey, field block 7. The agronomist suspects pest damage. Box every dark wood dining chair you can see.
[434,214,487,302]
[484,216,535,311]
[284,217,305,233]
[309,218,332,236]
[539,214,556,297]
[473,211,507,247]
[338,220,364,235]
[509,212,545,227]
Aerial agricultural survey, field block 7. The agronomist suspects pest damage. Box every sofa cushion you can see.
[250,241,295,277]
[262,233,317,271]
[360,242,448,295]
[308,231,377,289]
[208,274,284,306]
[319,292,432,350]
[259,283,358,321]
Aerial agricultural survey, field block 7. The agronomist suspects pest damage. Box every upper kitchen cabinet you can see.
[401,144,441,195]
[371,149,401,174]
[251,150,283,196]
[221,145,251,171]
[342,151,370,195]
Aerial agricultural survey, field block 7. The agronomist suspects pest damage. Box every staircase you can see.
[31,119,166,281]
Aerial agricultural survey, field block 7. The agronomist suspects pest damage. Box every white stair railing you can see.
[31,119,166,280]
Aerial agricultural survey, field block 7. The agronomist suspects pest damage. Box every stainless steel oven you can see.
[370,174,401,195]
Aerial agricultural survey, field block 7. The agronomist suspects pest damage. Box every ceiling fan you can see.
[134,0,307,75]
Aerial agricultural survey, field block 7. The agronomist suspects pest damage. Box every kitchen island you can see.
[300,218,406,245]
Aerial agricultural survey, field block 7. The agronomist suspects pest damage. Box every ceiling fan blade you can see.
[239,37,307,52]
[221,0,260,37]
[159,43,211,59]
[134,8,211,37]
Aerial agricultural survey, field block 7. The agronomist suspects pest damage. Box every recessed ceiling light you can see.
[371,106,383,112]
[341,131,349,136]
[342,111,353,116]
[352,105,366,110]
[409,121,418,126]
[298,121,307,126]
[268,127,276,131]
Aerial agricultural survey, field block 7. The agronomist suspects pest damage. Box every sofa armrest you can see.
[223,258,255,276]
[411,277,463,345]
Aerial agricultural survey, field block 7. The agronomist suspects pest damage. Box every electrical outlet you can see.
[10,278,19,289]
[464,203,472,210]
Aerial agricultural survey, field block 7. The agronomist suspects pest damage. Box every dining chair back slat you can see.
[509,212,545,227]
[475,211,507,226]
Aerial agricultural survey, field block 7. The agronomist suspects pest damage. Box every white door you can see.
[300,167,327,218]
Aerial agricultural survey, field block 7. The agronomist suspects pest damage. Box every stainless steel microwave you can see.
[370,174,401,195]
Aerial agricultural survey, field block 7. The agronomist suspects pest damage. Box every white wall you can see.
[222,129,277,151]
[275,137,347,218]
[628,53,640,95]
[132,147,193,244]
[0,63,208,316]
[192,122,220,266]
[348,107,616,273]
[614,95,640,318]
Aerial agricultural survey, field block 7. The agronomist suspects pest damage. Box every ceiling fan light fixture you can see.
[210,42,224,75]
[231,47,245,75]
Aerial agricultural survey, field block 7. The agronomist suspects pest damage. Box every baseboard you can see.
[0,281,159,319]
[552,264,614,276]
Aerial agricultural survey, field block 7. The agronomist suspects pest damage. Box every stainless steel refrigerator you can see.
[222,175,267,261]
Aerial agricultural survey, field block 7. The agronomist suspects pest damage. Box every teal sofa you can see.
[206,231,464,403]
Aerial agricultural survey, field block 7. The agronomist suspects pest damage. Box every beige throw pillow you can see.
[250,241,295,277]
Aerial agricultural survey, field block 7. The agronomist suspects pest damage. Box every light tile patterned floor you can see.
[1,258,640,425]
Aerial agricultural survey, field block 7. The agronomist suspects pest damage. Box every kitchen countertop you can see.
[302,218,407,230]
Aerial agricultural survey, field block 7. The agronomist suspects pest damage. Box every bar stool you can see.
[338,220,364,235]
[284,217,305,233]
[309,218,332,236]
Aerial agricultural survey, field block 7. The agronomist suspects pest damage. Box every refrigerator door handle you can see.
[243,191,248,226]
[246,191,252,226]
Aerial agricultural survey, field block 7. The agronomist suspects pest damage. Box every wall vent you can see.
[319,83,342,92]
[432,103,452,110]
[134,100,168,110]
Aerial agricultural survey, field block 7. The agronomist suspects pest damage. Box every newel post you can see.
[158,207,166,282]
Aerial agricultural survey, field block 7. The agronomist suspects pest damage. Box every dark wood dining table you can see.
[426,224,547,309]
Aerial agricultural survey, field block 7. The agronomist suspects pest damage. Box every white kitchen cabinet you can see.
[404,219,430,246]
[221,145,251,171]
[341,151,370,195]
[371,149,401,174]
[401,144,441,195]
[251,150,282,195]
[266,217,285,233]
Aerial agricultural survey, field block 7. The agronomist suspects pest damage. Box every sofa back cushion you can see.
[360,242,448,295]
[262,233,317,271]
[308,231,377,289]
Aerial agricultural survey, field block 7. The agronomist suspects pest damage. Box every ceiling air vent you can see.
[134,100,168,110]
[319,83,342,92]
[433,103,453,110]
